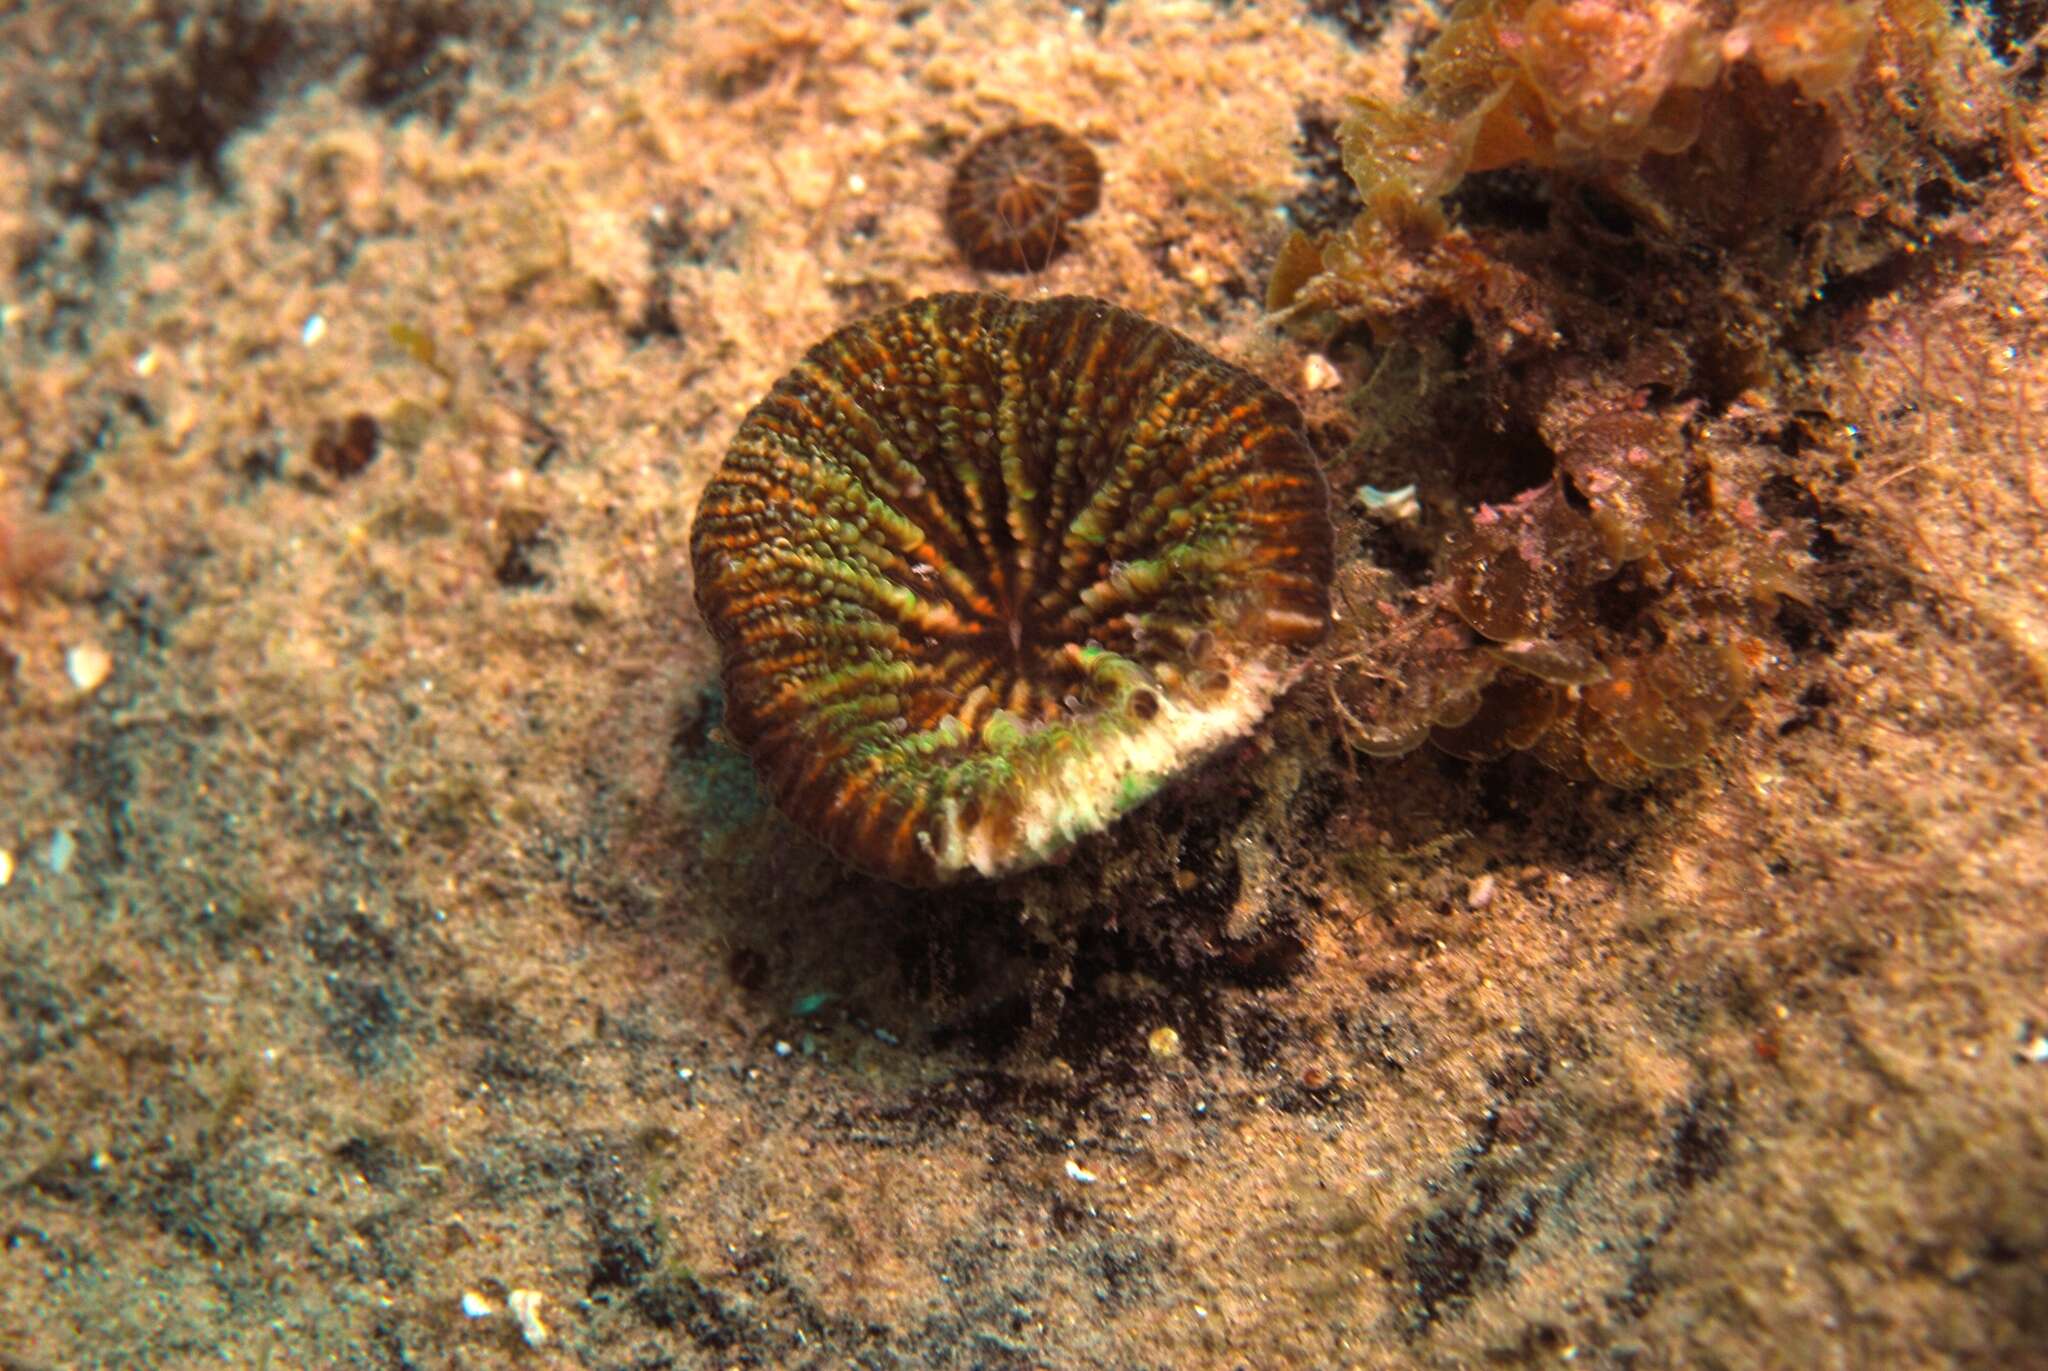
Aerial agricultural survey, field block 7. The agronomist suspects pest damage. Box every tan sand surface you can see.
[2,2,2044,1366]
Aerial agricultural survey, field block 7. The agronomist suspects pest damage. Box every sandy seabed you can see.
[2,2,2045,1367]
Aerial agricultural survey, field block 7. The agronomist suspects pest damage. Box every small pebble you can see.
[66,642,112,694]
[1354,483,1420,521]
[773,1040,793,1057]
[506,1289,549,1347]
[459,1291,496,1319]
[0,848,12,888]
[1466,874,1497,910]
[301,313,328,346]
[1064,1158,1098,1185]
[1301,352,1341,392]
[2024,1037,2048,1064]
[1147,1026,1182,1059]
[45,829,76,875]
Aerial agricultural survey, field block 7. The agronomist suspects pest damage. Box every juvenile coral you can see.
[1279,0,2016,782]
[943,123,1104,273]
[691,293,1333,885]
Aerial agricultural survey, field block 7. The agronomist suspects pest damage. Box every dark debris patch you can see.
[1444,167,1554,235]
[566,1141,903,1359]
[223,440,288,493]
[139,1154,278,1262]
[62,723,140,874]
[1088,1237,1172,1309]
[1304,0,1397,46]
[77,0,297,203]
[1331,1008,1425,1077]
[1749,476,1915,662]
[493,507,556,589]
[40,409,116,510]
[26,0,669,226]
[0,968,91,1068]
[1987,0,2048,63]
[835,1069,1088,1148]
[626,289,684,344]
[354,0,507,119]
[1655,1084,1736,1194]
[643,186,740,270]
[1284,109,1365,238]
[907,850,1319,1091]
[303,905,401,969]
[681,713,1347,1139]
[332,1134,405,1188]
[319,975,410,1074]
[1402,1178,1549,1334]
[299,901,433,1079]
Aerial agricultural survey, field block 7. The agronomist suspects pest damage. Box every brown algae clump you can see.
[1281,0,2013,784]
[944,123,1103,273]
[690,293,1334,885]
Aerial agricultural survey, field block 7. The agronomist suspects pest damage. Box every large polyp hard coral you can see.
[691,294,1334,885]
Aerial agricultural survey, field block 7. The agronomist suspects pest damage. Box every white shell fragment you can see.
[507,1289,549,1347]
[66,642,112,694]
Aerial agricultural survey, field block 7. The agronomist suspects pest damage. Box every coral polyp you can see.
[944,123,1103,273]
[690,293,1333,885]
